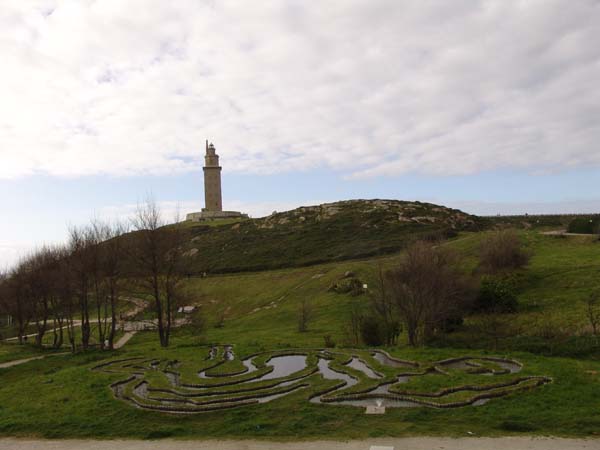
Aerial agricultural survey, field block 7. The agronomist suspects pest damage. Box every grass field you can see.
[1,230,600,439]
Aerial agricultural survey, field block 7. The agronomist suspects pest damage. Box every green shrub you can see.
[476,276,518,313]
[329,277,364,296]
[567,217,600,234]
[479,229,530,272]
[359,315,384,346]
[323,334,336,348]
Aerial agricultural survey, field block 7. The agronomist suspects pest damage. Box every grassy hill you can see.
[179,199,483,273]
[2,232,600,438]
[2,201,600,439]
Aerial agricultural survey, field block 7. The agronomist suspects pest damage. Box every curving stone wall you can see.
[92,346,551,414]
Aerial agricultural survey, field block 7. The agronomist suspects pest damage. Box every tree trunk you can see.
[80,284,90,350]
[108,281,117,350]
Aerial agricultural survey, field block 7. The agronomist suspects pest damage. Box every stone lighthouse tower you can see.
[203,141,222,212]
[186,140,248,222]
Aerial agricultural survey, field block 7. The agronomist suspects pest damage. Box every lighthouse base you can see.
[186,210,248,222]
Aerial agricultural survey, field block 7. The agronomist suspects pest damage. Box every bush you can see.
[359,315,384,346]
[475,276,518,313]
[440,313,464,332]
[567,217,600,234]
[189,309,206,336]
[323,334,335,348]
[329,277,364,296]
[480,229,530,273]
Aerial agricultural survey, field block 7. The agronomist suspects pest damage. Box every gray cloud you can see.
[1,0,599,179]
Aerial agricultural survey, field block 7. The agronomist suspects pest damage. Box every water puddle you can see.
[260,355,307,380]
[438,357,521,374]
[346,357,382,379]
[316,358,357,386]
[372,351,416,369]
[493,360,521,373]
[242,357,258,373]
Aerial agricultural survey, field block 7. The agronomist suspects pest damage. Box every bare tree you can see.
[86,220,109,349]
[386,241,472,347]
[370,263,400,345]
[101,221,128,349]
[68,226,94,349]
[5,258,34,344]
[87,219,128,350]
[480,229,530,273]
[47,246,71,349]
[297,297,313,332]
[34,247,65,347]
[585,291,600,336]
[29,247,63,347]
[56,250,78,352]
[472,311,520,350]
[0,269,11,335]
[343,298,364,346]
[130,198,186,347]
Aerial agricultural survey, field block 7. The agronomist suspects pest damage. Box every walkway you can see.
[541,230,596,236]
[0,352,68,369]
[114,331,137,349]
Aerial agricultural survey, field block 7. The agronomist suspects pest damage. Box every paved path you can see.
[3,321,82,342]
[114,331,137,349]
[541,230,596,236]
[0,352,68,369]
[0,438,599,450]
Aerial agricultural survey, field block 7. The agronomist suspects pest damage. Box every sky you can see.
[1,0,600,268]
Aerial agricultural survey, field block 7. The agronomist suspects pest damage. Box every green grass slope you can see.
[1,230,600,439]
[179,199,482,273]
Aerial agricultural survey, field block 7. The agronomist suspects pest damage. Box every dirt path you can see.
[114,331,137,349]
[0,438,598,450]
[0,352,68,369]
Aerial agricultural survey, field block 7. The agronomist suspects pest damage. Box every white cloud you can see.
[0,0,599,179]
[0,242,37,271]
[97,198,327,223]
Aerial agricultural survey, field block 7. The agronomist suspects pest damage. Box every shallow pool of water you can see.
[242,357,258,373]
[372,351,416,369]
[346,357,382,379]
[260,355,307,380]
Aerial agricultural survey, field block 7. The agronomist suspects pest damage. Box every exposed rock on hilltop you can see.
[182,199,482,274]
[256,199,476,230]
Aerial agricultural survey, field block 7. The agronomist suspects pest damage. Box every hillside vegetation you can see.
[179,199,482,273]
[2,201,600,439]
[2,232,600,438]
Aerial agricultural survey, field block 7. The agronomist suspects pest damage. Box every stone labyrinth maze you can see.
[93,346,552,414]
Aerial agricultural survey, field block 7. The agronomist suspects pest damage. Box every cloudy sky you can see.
[1,0,600,267]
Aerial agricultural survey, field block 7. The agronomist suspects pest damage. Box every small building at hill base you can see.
[186,141,248,222]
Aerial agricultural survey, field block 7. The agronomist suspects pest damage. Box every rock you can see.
[183,248,199,257]
[412,216,437,223]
